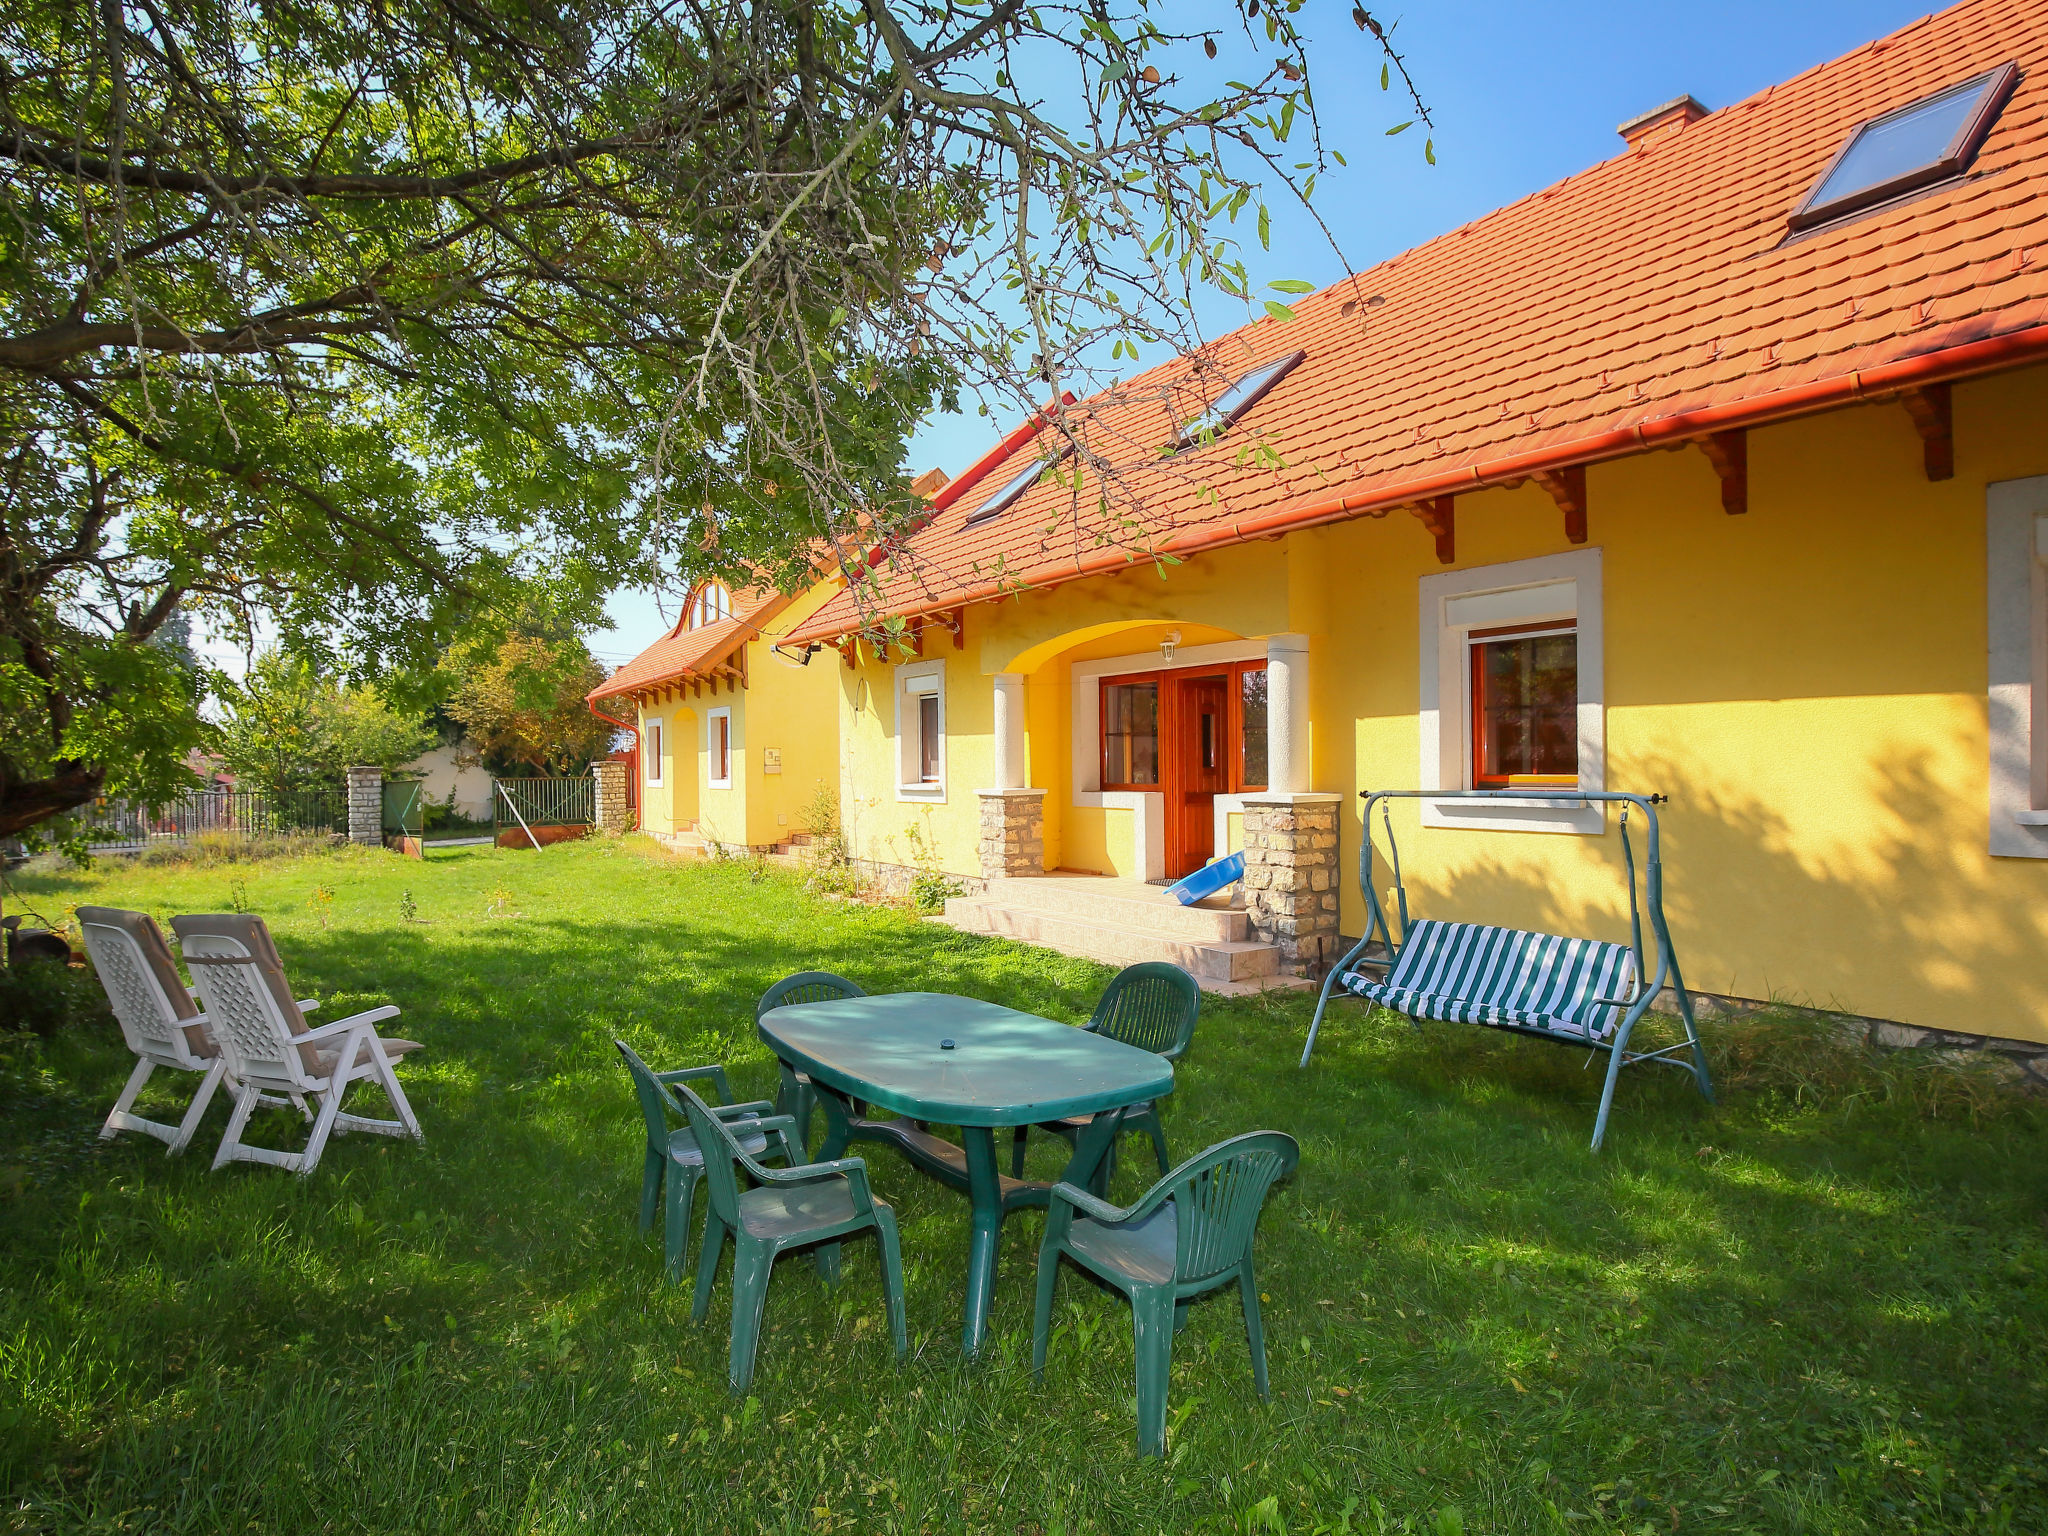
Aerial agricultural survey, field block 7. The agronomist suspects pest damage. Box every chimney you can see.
[1617,94,1708,151]
[910,466,951,499]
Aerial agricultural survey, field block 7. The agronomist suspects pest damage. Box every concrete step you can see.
[972,876,1248,942]
[940,898,1279,984]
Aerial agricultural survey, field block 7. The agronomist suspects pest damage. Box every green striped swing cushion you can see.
[1338,919,1637,1041]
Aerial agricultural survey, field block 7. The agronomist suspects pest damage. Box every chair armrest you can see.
[1048,1181,1140,1225]
[748,1152,872,1207]
[294,1005,401,1042]
[298,999,321,1012]
[712,1099,777,1119]
[656,1064,735,1102]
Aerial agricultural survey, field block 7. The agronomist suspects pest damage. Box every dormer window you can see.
[1170,350,1307,452]
[963,450,1071,528]
[686,583,733,629]
[1790,63,2018,232]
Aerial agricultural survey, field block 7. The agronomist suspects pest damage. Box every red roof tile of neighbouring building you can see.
[792,0,2048,644]
[588,587,789,702]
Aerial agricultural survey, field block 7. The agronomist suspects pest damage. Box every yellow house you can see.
[591,580,845,854]
[783,0,2048,1057]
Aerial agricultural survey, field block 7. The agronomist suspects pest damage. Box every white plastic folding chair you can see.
[170,914,425,1174]
[76,906,231,1154]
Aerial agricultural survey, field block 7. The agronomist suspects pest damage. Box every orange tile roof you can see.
[793,0,2048,644]
[588,587,790,701]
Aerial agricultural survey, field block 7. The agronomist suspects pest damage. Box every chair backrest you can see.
[613,1039,682,1156]
[756,970,865,1020]
[76,907,211,1064]
[672,1079,760,1230]
[1088,962,1199,1061]
[170,915,313,1087]
[1167,1131,1300,1285]
[1387,919,1637,1037]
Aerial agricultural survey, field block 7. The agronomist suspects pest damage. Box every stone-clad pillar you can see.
[345,765,383,847]
[1241,792,1341,974]
[593,760,630,833]
[977,788,1047,879]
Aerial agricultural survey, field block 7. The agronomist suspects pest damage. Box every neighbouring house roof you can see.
[588,587,791,703]
[791,0,2048,645]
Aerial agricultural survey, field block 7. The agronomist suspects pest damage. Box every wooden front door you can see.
[1164,672,1229,878]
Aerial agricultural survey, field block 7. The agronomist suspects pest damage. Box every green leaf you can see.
[1267,279,1315,294]
[1386,120,1412,136]
[1332,149,1347,166]
[1100,59,1128,82]
[1257,204,1271,250]
[1262,300,1297,322]
[1425,137,1437,165]
[1381,62,1390,90]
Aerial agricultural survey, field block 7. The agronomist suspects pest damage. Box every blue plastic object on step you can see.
[1165,850,1245,906]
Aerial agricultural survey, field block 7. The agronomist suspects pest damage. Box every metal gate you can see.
[493,776,594,848]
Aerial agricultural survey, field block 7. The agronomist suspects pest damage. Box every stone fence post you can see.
[1241,792,1342,975]
[345,765,383,847]
[593,759,631,834]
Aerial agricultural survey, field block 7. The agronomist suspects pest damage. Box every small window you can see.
[896,664,945,795]
[645,722,663,786]
[1170,350,1307,452]
[687,583,733,630]
[1790,63,2017,231]
[964,450,1070,528]
[1469,621,1578,788]
[708,710,731,787]
[1102,679,1161,788]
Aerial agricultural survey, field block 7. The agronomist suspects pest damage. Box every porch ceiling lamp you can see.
[1159,629,1182,664]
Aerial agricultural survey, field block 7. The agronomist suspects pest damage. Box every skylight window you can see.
[1170,350,1307,452]
[963,450,1070,527]
[1790,62,2017,231]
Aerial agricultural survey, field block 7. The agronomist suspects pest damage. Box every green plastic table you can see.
[757,992,1174,1355]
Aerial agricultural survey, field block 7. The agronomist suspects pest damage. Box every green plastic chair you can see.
[613,1041,795,1283]
[677,1079,908,1393]
[1032,1129,1300,1458]
[757,971,866,1155]
[1010,961,1200,1182]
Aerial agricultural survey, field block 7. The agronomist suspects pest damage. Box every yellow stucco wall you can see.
[633,580,845,847]
[827,360,2048,1042]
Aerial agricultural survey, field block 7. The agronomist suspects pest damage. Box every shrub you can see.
[135,829,344,868]
[0,960,112,1038]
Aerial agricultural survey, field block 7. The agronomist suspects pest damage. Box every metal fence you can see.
[493,776,595,833]
[81,788,348,851]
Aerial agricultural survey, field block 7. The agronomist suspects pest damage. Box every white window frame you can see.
[1988,476,2048,857]
[643,719,664,786]
[1419,548,1604,835]
[706,707,733,790]
[895,659,946,801]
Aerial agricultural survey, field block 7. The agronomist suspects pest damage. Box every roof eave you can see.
[786,318,2048,646]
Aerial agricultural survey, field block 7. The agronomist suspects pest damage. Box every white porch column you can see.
[1266,634,1311,794]
[991,672,1028,790]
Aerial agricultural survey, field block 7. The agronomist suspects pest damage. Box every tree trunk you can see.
[0,765,107,840]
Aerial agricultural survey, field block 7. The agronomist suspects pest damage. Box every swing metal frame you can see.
[1301,789,1714,1149]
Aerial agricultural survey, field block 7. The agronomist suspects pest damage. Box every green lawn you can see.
[3,837,2045,1535]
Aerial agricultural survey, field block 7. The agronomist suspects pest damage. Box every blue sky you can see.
[608,1,1942,664]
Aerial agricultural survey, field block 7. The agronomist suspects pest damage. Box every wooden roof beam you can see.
[1532,463,1588,544]
[1901,383,1953,480]
[1412,497,1455,565]
[1697,429,1748,514]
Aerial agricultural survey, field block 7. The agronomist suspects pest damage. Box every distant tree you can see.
[443,634,612,777]
[215,653,435,800]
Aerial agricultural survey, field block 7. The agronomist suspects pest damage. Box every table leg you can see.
[1057,1108,1124,1196]
[960,1126,1003,1357]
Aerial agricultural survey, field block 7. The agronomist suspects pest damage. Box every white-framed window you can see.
[644,720,664,786]
[707,707,733,789]
[895,659,946,799]
[686,583,733,630]
[1419,548,1604,835]
[1988,475,2048,857]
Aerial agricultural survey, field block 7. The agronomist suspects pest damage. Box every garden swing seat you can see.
[1300,791,1714,1150]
